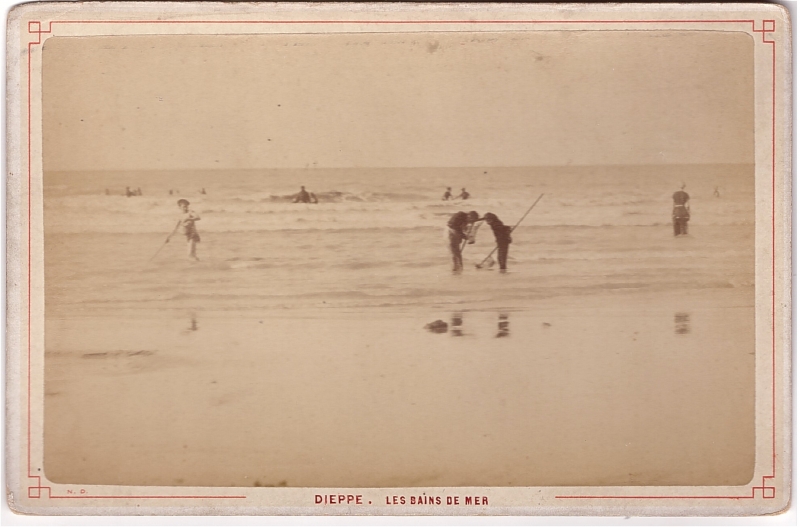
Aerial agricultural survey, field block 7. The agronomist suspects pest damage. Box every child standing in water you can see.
[167,199,201,260]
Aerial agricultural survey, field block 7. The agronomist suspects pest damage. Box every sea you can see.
[44,164,754,314]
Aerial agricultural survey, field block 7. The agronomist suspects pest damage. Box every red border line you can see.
[24,476,249,500]
[770,22,777,480]
[26,19,766,35]
[24,16,778,504]
[50,495,248,499]
[556,496,752,500]
[557,480,778,501]
[26,26,34,488]
[43,19,760,25]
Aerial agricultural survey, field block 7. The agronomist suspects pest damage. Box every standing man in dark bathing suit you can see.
[672,184,690,236]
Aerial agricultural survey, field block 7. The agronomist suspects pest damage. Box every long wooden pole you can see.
[149,224,179,262]
[476,193,544,269]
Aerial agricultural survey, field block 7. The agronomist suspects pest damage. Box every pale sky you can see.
[42,30,754,171]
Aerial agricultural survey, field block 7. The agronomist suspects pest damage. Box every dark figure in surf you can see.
[137,187,142,196]
[125,186,133,197]
[458,188,471,200]
[293,186,313,203]
[201,188,206,195]
[446,211,480,272]
[483,212,513,272]
[442,187,453,201]
[714,186,720,198]
[672,184,690,236]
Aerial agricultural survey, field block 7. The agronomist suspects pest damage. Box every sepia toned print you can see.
[41,28,757,487]
[6,2,791,516]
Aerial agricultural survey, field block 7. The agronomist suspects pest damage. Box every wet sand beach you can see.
[44,290,753,487]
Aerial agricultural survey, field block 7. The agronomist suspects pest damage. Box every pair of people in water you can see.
[447,210,512,272]
[442,187,470,201]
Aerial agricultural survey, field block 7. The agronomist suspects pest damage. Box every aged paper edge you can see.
[4,1,793,517]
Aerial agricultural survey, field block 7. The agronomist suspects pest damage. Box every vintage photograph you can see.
[6,2,791,517]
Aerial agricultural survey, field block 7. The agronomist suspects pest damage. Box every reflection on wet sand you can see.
[450,312,464,337]
[437,312,512,338]
[44,296,756,488]
[674,312,691,335]
[496,313,510,338]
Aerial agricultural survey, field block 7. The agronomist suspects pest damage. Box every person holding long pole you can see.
[174,199,201,261]
[476,194,544,270]
[482,213,512,272]
[151,199,201,262]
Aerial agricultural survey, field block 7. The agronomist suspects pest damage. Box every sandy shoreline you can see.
[44,288,754,488]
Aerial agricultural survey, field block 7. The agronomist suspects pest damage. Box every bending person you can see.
[446,210,480,272]
[483,212,513,272]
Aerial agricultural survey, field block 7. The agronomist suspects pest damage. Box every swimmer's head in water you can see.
[468,211,480,222]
